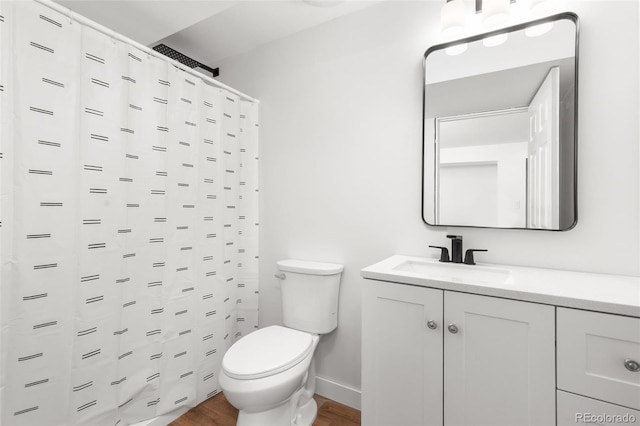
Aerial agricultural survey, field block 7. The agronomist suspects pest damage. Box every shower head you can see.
[152,43,219,78]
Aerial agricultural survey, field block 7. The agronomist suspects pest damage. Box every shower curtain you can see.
[0,1,259,425]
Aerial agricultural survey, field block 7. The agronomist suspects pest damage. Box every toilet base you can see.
[293,398,318,426]
[236,396,318,426]
[237,401,290,426]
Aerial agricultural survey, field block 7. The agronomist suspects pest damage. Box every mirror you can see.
[422,13,578,230]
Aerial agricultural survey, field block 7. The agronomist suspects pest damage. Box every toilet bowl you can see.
[219,326,320,426]
[219,259,343,426]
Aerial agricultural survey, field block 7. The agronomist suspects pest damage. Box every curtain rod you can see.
[34,0,259,104]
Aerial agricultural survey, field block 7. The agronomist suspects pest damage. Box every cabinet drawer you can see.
[557,390,640,426]
[557,308,640,410]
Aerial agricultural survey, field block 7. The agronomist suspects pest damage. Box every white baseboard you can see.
[315,375,361,410]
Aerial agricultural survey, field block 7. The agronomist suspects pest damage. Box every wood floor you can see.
[169,392,361,426]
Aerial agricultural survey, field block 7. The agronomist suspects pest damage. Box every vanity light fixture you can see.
[480,0,510,46]
[528,0,553,15]
[441,0,468,55]
[481,0,511,28]
[439,0,559,50]
[440,0,466,39]
[440,0,512,48]
[525,0,553,36]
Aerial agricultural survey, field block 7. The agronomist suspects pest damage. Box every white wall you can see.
[216,0,640,406]
[440,142,528,227]
[439,162,500,226]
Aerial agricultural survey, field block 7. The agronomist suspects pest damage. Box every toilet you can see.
[219,259,343,426]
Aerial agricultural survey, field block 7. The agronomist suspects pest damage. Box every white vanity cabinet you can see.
[361,255,640,426]
[557,308,640,425]
[362,279,555,426]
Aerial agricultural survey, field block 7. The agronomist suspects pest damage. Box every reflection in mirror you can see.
[422,13,578,230]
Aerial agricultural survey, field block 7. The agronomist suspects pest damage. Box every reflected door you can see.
[527,67,560,229]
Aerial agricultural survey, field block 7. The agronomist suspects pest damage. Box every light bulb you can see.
[482,0,510,28]
[441,0,466,39]
[528,0,553,16]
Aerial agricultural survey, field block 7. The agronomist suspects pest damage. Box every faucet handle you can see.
[464,249,487,265]
[429,245,451,263]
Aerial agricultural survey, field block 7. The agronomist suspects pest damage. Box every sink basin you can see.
[392,259,511,284]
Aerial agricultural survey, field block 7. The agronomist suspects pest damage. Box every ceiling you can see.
[425,58,575,118]
[54,0,383,68]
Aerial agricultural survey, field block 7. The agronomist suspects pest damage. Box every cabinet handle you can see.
[625,359,640,373]
[447,324,459,334]
[427,320,438,330]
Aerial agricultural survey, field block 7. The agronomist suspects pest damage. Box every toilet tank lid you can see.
[277,259,343,275]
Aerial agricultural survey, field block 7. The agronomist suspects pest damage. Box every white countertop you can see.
[361,255,640,317]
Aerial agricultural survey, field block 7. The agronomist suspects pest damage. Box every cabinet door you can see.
[362,280,443,426]
[443,292,555,426]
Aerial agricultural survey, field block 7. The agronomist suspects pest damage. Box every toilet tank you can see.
[277,259,343,335]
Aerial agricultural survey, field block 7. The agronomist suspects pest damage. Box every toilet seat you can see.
[222,326,314,380]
